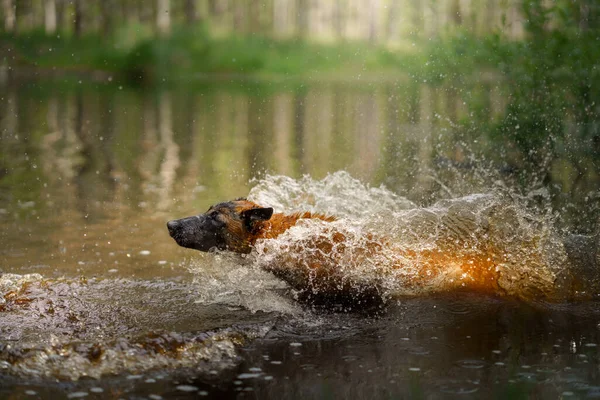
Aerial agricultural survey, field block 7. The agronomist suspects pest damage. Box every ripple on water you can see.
[516,372,538,382]
[438,380,479,395]
[533,364,557,375]
[455,359,488,369]
[443,300,474,315]
[408,346,431,356]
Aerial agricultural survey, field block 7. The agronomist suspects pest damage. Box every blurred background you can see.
[0,0,599,275]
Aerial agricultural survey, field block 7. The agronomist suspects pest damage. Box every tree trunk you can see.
[56,0,65,32]
[334,0,344,39]
[233,1,247,33]
[2,0,15,32]
[138,0,154,24]
[385,0,398,42]
[157,0,171,35]
[249,0,261,34]
[273,0,288,37]
[185,0,198,24]
[296,0,308,38]
[579,2,590,31]
[368,0,379,43]
[451,0,462,25]
[44,0,56,34]
[74,0,83,37]
[122,0,138,23]
[100,0,112,37]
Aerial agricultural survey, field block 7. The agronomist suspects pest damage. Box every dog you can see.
[167,198,507,307]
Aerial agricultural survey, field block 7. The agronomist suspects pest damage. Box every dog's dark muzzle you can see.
[166,215,222,252]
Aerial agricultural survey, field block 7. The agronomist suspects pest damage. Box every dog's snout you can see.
[167,220,179,236]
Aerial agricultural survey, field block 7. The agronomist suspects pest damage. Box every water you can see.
[1,78,599,398]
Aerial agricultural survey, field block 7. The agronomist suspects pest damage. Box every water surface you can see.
[1,78,599,398]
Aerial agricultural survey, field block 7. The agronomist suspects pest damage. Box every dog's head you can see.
[167,199,274,253]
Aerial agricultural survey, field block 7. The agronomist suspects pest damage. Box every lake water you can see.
[1,77,599,399]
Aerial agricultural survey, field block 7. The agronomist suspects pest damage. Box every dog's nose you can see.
[167,220,179,236]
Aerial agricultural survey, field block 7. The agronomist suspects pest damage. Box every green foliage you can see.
[418,29,509,84]
[417,0,599,169]
[1,25,406,84]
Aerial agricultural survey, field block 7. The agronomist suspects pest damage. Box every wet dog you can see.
[166,198,502,307]
[168,198,600,307]
[167,198,333,254]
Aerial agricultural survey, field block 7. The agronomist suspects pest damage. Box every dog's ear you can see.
[241,207,273,229]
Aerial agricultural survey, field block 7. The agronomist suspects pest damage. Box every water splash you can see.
[244,172,598,303]
[0,323,268,381]
[0,274,273,380]
[186,253,301,315]
[248,171,416,219]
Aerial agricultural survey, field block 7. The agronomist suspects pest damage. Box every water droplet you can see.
[238,373,261,379]
[67,393,88,399]
[176,385,198,392]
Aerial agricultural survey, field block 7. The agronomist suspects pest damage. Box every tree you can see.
[44,0,56,34]
[185,0,198,24]
[157,0,171,35]
[74,0,83,37]
[296,0,308,38]
[3,0,16,32]
[100,0,113,37]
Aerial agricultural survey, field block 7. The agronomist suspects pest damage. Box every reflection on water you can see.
[0,79,599,398]
[1,80,598,278]
[239,296,600,399]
